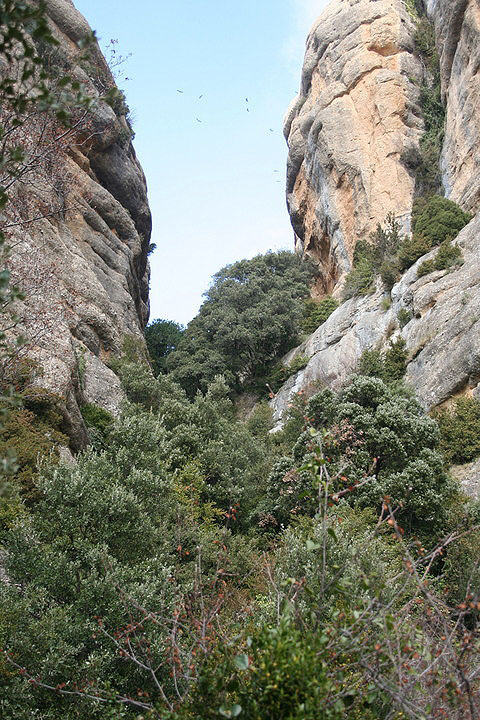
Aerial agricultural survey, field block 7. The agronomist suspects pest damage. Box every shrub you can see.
[432,397,480,465]
[260,376,455,535]
[343,257,375,299]
[397,233,432,271]
[397,308,412,328]
[80,403,113,432]
[418,240,463,277]
[168,251,315,396]
[302,296,339,334]
[145,318,184,376]
[412,196,471,247]
[264,355,309,394]
[357,338,408,383]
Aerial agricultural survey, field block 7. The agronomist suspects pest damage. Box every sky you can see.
[74,0,330,326]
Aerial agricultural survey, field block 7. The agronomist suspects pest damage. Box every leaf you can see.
[327,527,338,542]
[219,704,242,718]
[306,540,320,551]
[233,654,249,671]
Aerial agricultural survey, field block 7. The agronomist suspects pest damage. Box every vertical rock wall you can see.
[6,0,152,448]
[274,0,480,421]
[428,0,480,213]
[284,0,425,295]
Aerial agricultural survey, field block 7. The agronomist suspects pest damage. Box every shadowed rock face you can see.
[284,0,425,295]
[6,0,151,449]
[429,0,480,213]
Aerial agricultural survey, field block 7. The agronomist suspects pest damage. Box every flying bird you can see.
[269,128,274,132]
[198,94,203,99]
[196,118,202,123]
[177,89,184,93]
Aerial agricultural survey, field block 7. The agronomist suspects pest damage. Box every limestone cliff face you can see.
[276,0,480,428]
[428,0,480,212]
[273,212,480,421]
[284,0,425,294]
[6,0,151,448]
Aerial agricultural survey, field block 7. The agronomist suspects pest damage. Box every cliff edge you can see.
[5,0,152,448]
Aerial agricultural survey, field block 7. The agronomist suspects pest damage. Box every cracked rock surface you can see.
[6,0,151,448]
[284,0,425,295]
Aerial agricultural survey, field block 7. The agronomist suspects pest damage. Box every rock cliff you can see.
[429,0,480,212]
[284,0,425,294]
[275,0,480,425]
[6,0,151,448]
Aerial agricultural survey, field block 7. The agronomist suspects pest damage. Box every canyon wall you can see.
[275,0,480,422]
[284,0,425,294]
[6,0,151,448]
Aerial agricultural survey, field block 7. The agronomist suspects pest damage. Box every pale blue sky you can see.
[75,0,330,325]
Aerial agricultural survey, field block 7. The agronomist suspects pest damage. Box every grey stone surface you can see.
[427,0,480,214]
[451,457,480,501]
[6,1,151,448]
[275,0,480,424]
[272,213,480,422]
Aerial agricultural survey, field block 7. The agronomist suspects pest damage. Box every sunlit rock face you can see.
[6,0,151,448]
[271,212,480,423]
[284,0,425,296]
[276,0,480,425]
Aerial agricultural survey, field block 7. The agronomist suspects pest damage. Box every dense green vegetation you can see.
[302,296,339,334]
[2,353,480,719]
[167,252,315,397]
[145,319,185,376]
[1,4,480,720]
[343,198,471,298]
[433,397,480,465]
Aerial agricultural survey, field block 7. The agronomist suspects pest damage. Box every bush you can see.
[264,355,309,394]
[258,375,456,535]
[343,257,375,299]
[397,308,412,328]
[145,318,184,376]
[412,196,471,247]
[302,296,339,334]
[357,338,408,383]
[433,397,480,465]
[397,233,432,271]
[418,240,463,277]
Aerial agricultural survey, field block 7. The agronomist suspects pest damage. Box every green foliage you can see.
[302,296,339,334]
[397,233,432,271]
[397,308,412,328]
[263,355,309,394]
[413,16,445,193]
[432,397,480,465]
[259,376,456,534]
[145,318,185,376]
[417,239,463,277]
[80,403,114,434]
[190,616,346,720]
[412,195,471,247]
[357,338,408,383]
[342,256,375,299]
[168,251,315,396]
[343,215,403,298]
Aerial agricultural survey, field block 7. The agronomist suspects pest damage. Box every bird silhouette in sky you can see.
[198,94,203,99]
[196,118,202,123]
[177,89,184,93]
